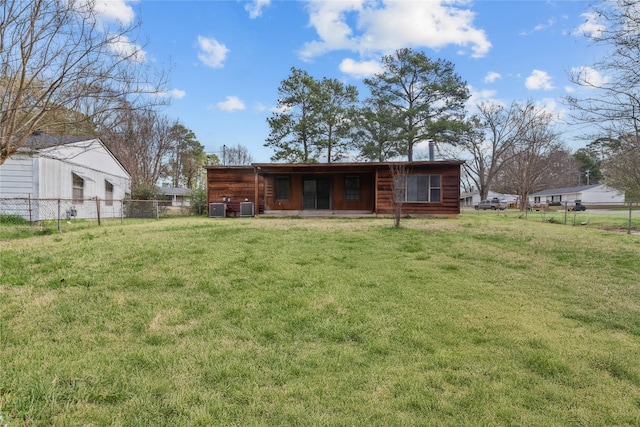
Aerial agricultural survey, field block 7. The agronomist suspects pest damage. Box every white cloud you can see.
[154,88,187,99]
[338,58,382,79]
[245,0,271,19]
[525,70,554,91]
[570,66,610,88]
[573,12,606,38]
[535,98,566,122]
[197,36,229,68]
[465,85,501,115]
[483,71,502,83]
[298,0,491,61]
[92,0,136,25]
[109,34,146,62]
[520,18,556,36]
[216,96,246,111]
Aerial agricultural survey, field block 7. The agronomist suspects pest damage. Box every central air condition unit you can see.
[209,203,226,218]
[239,202,255,217]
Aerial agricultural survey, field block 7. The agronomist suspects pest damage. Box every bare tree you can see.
[101,108,177,187]
[566,0,640,198]
[497,104,562,210]
[389,162,408,228]
[0,0,168,164]
[223,143,254,166]
[456,101,534,200]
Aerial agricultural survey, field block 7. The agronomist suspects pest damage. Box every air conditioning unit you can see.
[239,202,254,217]
[209,203,226,218]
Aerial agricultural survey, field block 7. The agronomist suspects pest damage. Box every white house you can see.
[460,190,518,207]
[158,186,191,207]
[529,184,625,206]
[0,134,131,220]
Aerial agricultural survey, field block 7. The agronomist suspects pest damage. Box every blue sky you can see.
[98,0,609,162]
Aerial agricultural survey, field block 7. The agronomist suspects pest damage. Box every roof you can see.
[207,160,465,174]
[21,134,95,150]
[158,187,190,196]
[530,184,601,196]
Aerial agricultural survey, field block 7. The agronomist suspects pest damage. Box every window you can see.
[72,173,84,203]
[105,180,114,206]
[397,174,441,202]
[275,176,290,201]
[344,175,360,201]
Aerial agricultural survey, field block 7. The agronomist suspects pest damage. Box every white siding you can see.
[1,138,131,220]
[0,154,36,197]
[582,185,626,204]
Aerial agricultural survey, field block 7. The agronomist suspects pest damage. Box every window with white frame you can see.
[105,180,114,206]
[72,173,84,203]
[396,174,441,202]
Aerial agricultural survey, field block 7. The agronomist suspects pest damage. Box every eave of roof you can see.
[206,160,465,173]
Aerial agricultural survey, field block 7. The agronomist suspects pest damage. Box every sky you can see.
[97,0,611,163]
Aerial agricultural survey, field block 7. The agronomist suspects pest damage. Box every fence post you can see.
[155,200,159,220]
[28,194,33,224]
[628,201,633,235]
[564,201,568,225]
[57,198,61,232]
[96,197,101,226]
[120,200,124,224]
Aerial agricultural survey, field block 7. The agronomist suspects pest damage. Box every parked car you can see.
[474,198,508,210]
[568,201,587,211]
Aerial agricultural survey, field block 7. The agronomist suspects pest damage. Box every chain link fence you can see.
[469,201,640,234]
[0,197,174,231]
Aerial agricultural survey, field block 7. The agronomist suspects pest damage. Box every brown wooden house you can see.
[206,161,463,217]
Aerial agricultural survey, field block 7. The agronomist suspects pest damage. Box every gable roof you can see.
[530,184,601,196]
[21,134,94,150]
[158,187,190,196]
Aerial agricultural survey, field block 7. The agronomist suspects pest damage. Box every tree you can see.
[314,78,358,162]
[100,108,177,188]
[364,48,469,161]
[494,103,562,210]
[265,68,320,163]
[456,101,534,200]
[169,124,205,189]
[389,162,408,228]
[566,0,640,198]
[223,143,253,166]
[542,147,582,188]
[601,135,640,200]
[352,97,403,162]
[0,0,167,164]
[574,147,603,185]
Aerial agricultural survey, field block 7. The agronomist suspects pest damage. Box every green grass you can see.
[1,215,639,426]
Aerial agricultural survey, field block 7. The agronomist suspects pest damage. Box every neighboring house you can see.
[0,134,131,220]
[460,191,517,207]
[529,184,625,206]
[158,187,191,206]
[206,160,464,217]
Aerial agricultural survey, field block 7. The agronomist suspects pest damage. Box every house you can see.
[206,160,464,217]
[529,184,625,206]
[0,134,131,220]
[460,190,517,207]
[158,186,191,207]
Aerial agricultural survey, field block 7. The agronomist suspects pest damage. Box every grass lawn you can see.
[1,214,639,426]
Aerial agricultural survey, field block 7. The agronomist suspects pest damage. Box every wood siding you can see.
[207,167,264,205]
[207,161,462,216]
[375,165,461,215]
